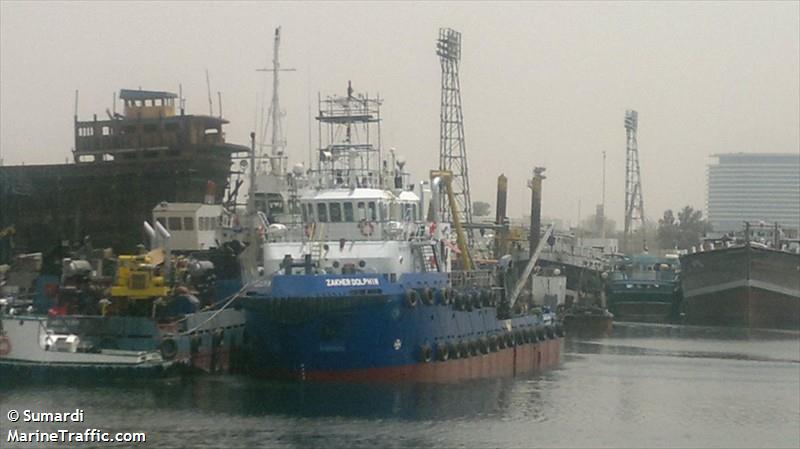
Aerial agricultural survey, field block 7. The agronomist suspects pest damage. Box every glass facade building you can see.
[706,153,800,233]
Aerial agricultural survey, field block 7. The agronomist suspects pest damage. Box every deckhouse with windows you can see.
[258,83,447,278]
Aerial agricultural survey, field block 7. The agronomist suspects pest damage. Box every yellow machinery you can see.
[430,170,473,271]
[109,255,169,299]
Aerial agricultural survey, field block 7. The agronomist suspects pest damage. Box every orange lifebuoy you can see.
[0,336,11,356]
[304,224,314,238]
[258,225,266,241]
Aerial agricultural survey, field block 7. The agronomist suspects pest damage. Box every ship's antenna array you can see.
[623,109,646,252]
[437,28,474,244]
[205,69,213,116]
[257,26,296,176]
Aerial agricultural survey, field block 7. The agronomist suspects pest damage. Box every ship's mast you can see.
[257,26,296,175]
[315,82,382,189]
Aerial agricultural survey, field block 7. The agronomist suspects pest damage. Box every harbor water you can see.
[2,323,798,449]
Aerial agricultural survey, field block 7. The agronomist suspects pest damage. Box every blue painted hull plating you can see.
[242,272,563,381]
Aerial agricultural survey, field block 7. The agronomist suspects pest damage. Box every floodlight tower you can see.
[437,28,474,242]
[623,109,646,252]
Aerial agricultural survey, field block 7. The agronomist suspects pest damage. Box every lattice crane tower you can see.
[437,28,474,241]
[623,109,646,251]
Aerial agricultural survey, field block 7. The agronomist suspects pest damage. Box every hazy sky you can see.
[2,1,798,226]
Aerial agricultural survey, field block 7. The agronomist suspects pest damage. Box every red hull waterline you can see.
[262,338,563,383]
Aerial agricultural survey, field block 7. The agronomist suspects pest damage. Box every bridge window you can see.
[317,203,328,223]
[357,202,366,221]
[343,202,354,222]
[305,203,315,222]
[329,203,342,222]
[167,217,182,231]
[368,201,377,221]
[380,202,389,222]
[183,217,194,231]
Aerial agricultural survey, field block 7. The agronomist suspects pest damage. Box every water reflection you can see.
[2,322,798,449]
[569,322,800,364]
[150,375,546,421]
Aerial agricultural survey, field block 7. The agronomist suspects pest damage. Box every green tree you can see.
[657,206,711,250]
[473,201,491,217]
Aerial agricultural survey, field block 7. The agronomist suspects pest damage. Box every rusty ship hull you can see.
[1,156,231,254]
[0,89,248,257]
[680,245,800,329]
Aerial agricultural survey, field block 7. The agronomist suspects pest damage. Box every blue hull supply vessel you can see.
[241,83,563,382]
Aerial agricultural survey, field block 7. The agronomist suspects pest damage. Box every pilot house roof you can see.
[119,89,178,101]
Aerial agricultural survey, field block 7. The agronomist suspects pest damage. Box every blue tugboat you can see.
[241,84,563,382]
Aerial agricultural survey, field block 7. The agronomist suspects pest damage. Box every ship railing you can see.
[448,270,493,289]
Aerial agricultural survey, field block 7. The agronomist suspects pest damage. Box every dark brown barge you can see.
[0,89,248,258]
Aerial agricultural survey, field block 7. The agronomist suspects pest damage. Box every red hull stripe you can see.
[293,339,563,382]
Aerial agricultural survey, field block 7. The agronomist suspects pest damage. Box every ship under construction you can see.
[0,89,249,261]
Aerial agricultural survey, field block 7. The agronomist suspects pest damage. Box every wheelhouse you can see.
[299,189,421,241]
